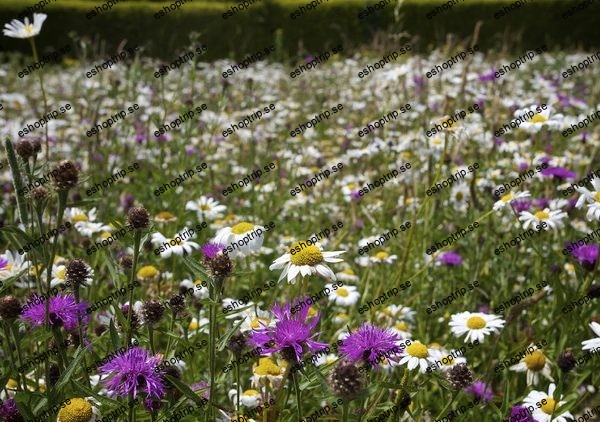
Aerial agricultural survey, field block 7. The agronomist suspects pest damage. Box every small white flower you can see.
[151,228,200,258]
[493,190,531,211]
[582,321,600,351]
[228,388,262,408]
[213,222,265,258]
[399,341,435,373]
[449,311,505,343]
[186,196,226,220]
[509,344,553,385]
[180,279,209,300]
[0,250,28,280]
[326,284,360,306]
[3,13,47,39]
[519,207,567,230]
[522,383,573,422]
[269,242,344,284]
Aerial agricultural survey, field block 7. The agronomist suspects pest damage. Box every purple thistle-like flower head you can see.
[464,380,493,402]
[540,166,576,180]
[201,242,224,259]
[437,251,463,266]
[0,397,22,421]
[248,298,327,363]
[99,347,166,400]
[509,404,535,422]
[570,243,599,271]
[339,324,400,367]
[20,293,89,330]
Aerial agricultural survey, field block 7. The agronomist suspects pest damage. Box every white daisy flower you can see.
[493,190,531,211]
[213,222,265,258]
[269,242,344,284]
[65,207,98,224]
[0,250,28,280]
[522,383,573,422]
[369,251,398,264]
[57,397,101,422]
[518,207,567,230]
[509,344,553,385]
[428,347,466,371]
[449,311,505,343]
[515,105,563,133]
[3,13,47,39]
[228,388,262,408]
[188,316,209,335]
[186,196,227,220]
[252,357,287,389]
[335,268,359,283]
[314,353,338,366]
[575,178,600,221]
[582,321,600,351]
[389,320,412,338]
[151,228,200,258]
[180,279,209,300]
[399,340,435,373]
[326,284,360,306]
[50,264,67,288]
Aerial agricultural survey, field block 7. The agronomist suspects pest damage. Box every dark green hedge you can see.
[0,0,596,60]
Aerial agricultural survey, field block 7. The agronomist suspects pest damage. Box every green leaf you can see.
[182,255,210,279]
[4,137,28,225]
[216,317,244,351]
[109,319,121,350]
[55,345,86,391]
[164,374,206,409]
[13,391,36,419]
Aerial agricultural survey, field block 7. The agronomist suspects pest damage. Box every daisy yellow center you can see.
[524,350,546,371]
[466,316,486,329]
[137,265,159,279]
[531,114,547,123]
[307,306,318,318]
[57,398,93,422]
[342,269,355,275]
[289,244,323,266]
[6,379,18,389]
[156,211,175,220]
[456,192,464,200]
[594,192,600,202]
[200,204,212,211]
[347,183,358,190]
[406,342,429,358]
[540,397,556,415]
[243,389,260,396]
[24,24,35,35]
[336,312,348,320]
[3,263,13,271]
[56,267,66,280]
[395,321,408,331]
[72,214,88,223]
[374,251,389,260]
[337,287,349,297]
[250,318,268,329]
[500,193,514,202]
[189,320,199,330]
[534,211,550,220]
[254,357,282,376]
[432,138,443,145]
[231,222,254,234]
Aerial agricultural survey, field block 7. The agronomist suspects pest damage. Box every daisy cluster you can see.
[0,9,599,422]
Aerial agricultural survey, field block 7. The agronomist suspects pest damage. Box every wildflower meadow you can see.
[0,1,599,421]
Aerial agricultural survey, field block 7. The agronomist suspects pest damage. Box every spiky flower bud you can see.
[328,360,366,400]
[65,259,90,288]
[128,206,150,230]
[557,349,577,373]
[51,160,78,191]
[205,253,233,278]
[446,363,474,390]
[168,294,186,315]
[0,295,22,320]
[119,255,133,270]
[588,283,600,299]
[29,186,49,201]
[227,332,246,356]
[142,300,165,326]
[15,140,34,160]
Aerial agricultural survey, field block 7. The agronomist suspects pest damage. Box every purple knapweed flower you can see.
[99,347,166,400]
[0,398,22,421]
[541,166,576,180]
[201,242,225,259]
[570,243,598,271]
[437,251,463,266]
[20,293,89,330]
[464,380,493,402]
[508,404,535,421]
[339,324,401,367]
[248,298,327,363]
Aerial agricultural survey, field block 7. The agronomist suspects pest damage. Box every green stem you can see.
[28,38,50,162]
[205,277,222,421]
[126,231,142,345]
[3,322,22,391]
[292,371,302,420]
[342,400,350,422]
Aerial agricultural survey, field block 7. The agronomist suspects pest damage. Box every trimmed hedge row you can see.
[0,0,596,60]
